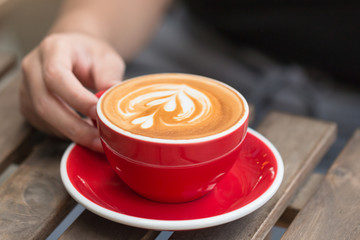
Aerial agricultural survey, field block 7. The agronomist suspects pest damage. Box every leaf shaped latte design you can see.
[117,84,212,129]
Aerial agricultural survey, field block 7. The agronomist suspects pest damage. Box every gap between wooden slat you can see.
[276,173,324,228]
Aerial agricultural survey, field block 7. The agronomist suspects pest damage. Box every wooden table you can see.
[0,52,359,239]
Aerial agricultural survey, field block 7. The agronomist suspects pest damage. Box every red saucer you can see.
[61,129,283,230]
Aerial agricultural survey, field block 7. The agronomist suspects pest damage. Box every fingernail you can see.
[92,138,103,153]
[90,105,97,120]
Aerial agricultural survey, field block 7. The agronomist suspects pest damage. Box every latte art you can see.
[100,74,245,140]
[118,84,212,129]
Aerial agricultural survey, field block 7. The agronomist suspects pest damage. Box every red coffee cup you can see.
[96,74,249,203]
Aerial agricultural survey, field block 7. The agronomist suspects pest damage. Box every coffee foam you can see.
[100,74,245,140]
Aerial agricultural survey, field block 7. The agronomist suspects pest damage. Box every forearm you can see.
[50,0,171,60]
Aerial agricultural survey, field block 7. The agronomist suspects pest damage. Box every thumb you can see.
[92,53,125,91]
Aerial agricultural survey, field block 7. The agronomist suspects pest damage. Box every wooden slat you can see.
[0,53,16,79]
[282,129,360,240]
[59,211,159,240]
[276,173,324,228]
[0,75,33,174]
[0,138,77,240]
[170,112,337,240]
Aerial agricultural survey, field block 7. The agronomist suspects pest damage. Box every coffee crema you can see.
[101,73,245,139]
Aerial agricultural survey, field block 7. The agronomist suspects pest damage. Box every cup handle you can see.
[95,90,106,98]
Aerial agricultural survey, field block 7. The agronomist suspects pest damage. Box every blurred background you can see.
[0,0,60,57]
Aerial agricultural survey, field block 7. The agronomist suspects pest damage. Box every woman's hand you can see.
[20,33,125,152]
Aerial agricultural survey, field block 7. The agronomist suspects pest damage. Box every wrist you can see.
[49,12,113,45]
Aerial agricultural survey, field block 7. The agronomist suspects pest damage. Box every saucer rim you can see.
[60,128,284,231]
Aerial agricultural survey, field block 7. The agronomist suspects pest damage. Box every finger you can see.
[48,96,103,152]
[50,99,103,152]
[19,77,63,137]
[41,48,98,120]
[25,52,103,152]
[92,51,125,91]
[21,52,63,136]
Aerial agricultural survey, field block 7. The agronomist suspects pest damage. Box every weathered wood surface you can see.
[277,173,324,228]
[0,75,33,174]
[282,129,360,240]
[0,53,16,79]
[0,138,77,240]
[59,211,159,240]
[60,112,336,240]
[170,112,336,240]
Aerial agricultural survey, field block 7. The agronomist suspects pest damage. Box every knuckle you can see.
[110,52,125,66]
[43,63,61,84]
[103,53,126,77]
[109,53,126,76]
[40,34,62,50]
[117,57,125,72]
[21,54,32,72]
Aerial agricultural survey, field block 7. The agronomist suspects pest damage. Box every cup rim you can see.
[97,73,249,144]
